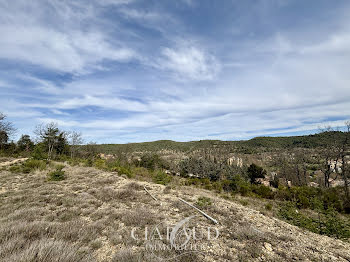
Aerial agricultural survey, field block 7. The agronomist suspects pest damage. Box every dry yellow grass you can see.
[1,162,350,261]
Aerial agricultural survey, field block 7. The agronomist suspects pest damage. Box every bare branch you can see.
[179,198,218,224]
[143,186,159,202]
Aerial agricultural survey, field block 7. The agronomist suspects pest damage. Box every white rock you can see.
[264,242,273,252]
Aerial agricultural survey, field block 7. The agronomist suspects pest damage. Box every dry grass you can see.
[111,249,147,262]
[0,164,166,262]
[1,162,350,262]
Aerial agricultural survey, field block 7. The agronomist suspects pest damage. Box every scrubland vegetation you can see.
[1,111,350,261]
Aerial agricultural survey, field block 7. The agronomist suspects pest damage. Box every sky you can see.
[0,0,350,143]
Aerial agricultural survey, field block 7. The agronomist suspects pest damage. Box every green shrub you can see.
[220,179,233,192]
[275,187,292,201]
[321,207,350,238]
[94,159,106,170]
[139,154,170,170]
[265,203,273,210]
[85,158,93,167]
[152,171,172,185]
[48,166,65,181]
[247,163,266,184]
[252,184,274,199]
[9,165,22,173]
[227,175,252,196]
[238,183,251,196]
[31,143,47,160]
[23,159,47,171]
[278,202,318,232]
[278,202,350,239]
[274,186,344,213]
[196,196,212,208]
[116,166,133,178]
[214,181,225,192]
[8,159,47,174]
[321,188,343,212]
[21,166,32,174]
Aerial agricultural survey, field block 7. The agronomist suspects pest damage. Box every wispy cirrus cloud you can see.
[0,0,139,74]
[1,0,350,143]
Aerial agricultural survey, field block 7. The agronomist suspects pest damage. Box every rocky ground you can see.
[0,160,349,261]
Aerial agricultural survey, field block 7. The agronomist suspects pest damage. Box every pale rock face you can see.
[330,179,345,187]
[261,180,270,187]
[99,153,114,160]
[270,172,278,180]
[227,156,243,167]
[255,178,270,187]
[308,182,319,187]
[328,159,343,173]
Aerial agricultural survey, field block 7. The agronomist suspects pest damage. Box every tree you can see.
[17,135,34,152]
[55,132,69,155]
[290,150,309,186]
[340,121,350,211]
[319,122,350,212]
[68,131,83,158]
[179,157,223,180]
[34,122,68,160]
[0,131,8,148]
[84,142,98,159]
[0,112,16,150]
[247,163,266,184]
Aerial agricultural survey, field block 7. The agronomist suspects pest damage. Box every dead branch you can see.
[144,186,159,202]
[179,198,218,224]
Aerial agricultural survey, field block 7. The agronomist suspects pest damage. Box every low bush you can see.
[8,159,47,174]
[251,184,274,199]
[138,154,170,170]
[152,171,172,185]
[115,166,132,178]
[278,202,350,239]
[9,165,22,173]
[196,196,212,208]
[265,203,273,210]
[85,158,93,167]
[94,159,106,170]
[48,166,65,181]
[23,159,47,171]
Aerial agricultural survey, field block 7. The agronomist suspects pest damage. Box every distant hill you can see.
[94,131,347,154]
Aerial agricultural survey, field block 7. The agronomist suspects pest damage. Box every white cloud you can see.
[302,33,350,54]
[98,0,135,6]
[159,43,220,81]
[0,0,139,74]
[2,0,350,143]
[119,8,163,21]
[56,95,148,112]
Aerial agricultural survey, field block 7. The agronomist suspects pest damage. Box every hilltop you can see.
[94,131,347,154]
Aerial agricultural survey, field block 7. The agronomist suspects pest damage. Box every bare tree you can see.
[69,131,83,158]
[85,142,98,159]
[0,112,16,150]
[274,151,307,187]
[291,150,309,186]
[318,122,350,209]
[319,126,343,187]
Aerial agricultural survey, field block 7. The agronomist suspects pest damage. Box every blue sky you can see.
[0,0,350,143]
